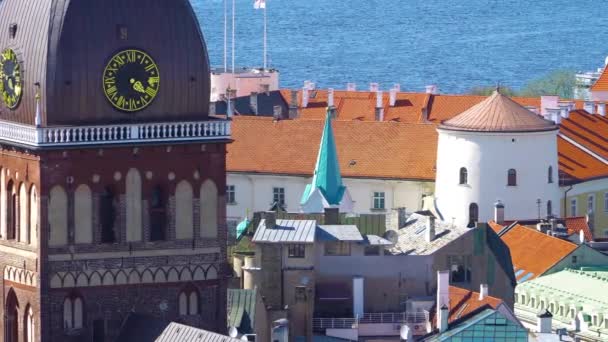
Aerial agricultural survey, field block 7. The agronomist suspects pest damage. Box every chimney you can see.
[289,89,299,119]
[302,87,310,108]
[584,101,595,114]
[347,82,357,91]
[251,212,262,232]
[537,310,553,334]
[375,91,384,121]
[273,105,283,120]
[425,85,438,94]
[479,284,488,300]
[545,108,561,124]
[426,216,436,243]
[250,92,259,115]
[393,83,401,92]
[541,96,559,116]
[327,88,335,108]
[369,82,379,92]
[264,211,276,229]
[308,82,316,90]
[559,105,570,119]
[324,207,340,225]
[494,200,505,225]
[439,305,449,333]
[598,102,606,116]
[227,89,236,118]
[389,88,398,107]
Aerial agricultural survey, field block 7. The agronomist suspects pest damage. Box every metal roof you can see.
[252,219,317,243]
[361,234,393,246]
[156,322,242,342]
[316,225,363,242]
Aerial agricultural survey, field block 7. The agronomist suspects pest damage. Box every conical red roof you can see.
[439,91,557,132]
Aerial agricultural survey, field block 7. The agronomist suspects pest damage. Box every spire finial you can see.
[34,82,42,127]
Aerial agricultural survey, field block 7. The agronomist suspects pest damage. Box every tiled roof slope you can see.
[426,94,541,123]
[488,222,577,282]
[228,116,438,180]
[447,286,503,323]
[564,216,593,242]
[440,91,557,132]
[557,136,608,181]
[560,110,608,160]
[591,67,608,91]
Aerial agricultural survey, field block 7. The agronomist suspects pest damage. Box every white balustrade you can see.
[0,119,231,147]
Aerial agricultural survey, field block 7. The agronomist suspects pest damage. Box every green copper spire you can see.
[301,108,346,206]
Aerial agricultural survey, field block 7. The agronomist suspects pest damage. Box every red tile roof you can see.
[558,136,608,181]
[447,286,503,323]
[564,216,593,242]
[228,116,438,180]
[591,67,608,92]
[487,221,578,281]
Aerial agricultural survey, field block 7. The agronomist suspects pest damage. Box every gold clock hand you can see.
[130,78,146,94]
[8,78,13,90]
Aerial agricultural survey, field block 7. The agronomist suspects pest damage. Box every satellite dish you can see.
[229,327,238,338]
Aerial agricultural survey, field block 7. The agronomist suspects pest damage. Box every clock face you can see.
[0,48,23,109]
[102,49,160,112]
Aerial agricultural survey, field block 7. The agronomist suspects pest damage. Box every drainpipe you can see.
[564,185,573,217]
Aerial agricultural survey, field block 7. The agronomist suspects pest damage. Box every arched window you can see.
[18,183,28,243]
[178,287,200,316]
[126,168,142,242]
[48,185,68,246]
[7,180,16,240]
[24,305,34,342]
[507,169,517,186]
[468,203,479,228]
[74,185,93,244]
[100,186,116,243]
[200,180,218,238]
[63,295,84,330]
[175,180,194,239]
[150,185,167,241]
[459,167,468,185]
[29,186,38,247]
[548,166,553,184]
[6,288,19,342]
[547,200,553,217]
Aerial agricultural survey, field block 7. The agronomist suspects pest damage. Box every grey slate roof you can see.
[252,219,316,243]
[361,234,394,246]
[387,213,471,255]
[316,225,363,242]
[157,322,242,342]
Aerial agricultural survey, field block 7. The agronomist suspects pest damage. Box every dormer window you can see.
[459,167,468,185]
[9,24,17,39]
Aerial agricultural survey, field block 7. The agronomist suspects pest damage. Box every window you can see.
[468,203,479,228]
[178,287,199,315]
[150,185,167,241]
[273,187,285,206]
[570,199,577,217]
[9,24,17,39]
[226,185,236,204]
[548,166,553,183]
[604,193,608,212]
[7,180,16,240]
[572,255,578,264]
[100,186,116,243]
[364,245,380,256]
[547,200,552,217]
[447,255,472,283]
[25,305,34,342]
[588,195,595,214]
[324,242,351,256]
[63,295,84,330]
[459,167,468,185]
[372,192,385,210]
[288,244,305,258]
[507,169,517,186]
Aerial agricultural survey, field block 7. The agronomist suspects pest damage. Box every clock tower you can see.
[0,1,230,341]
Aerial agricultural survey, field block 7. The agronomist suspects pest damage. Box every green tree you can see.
[520,70,575,99]
[469,85,518,97]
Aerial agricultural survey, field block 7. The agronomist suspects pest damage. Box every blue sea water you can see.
[192,0,608,94]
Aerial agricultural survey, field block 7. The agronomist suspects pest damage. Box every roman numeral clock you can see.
[102,49,160,112]
[0,48,23,109]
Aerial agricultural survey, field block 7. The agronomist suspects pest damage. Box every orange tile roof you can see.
[488,223,577,281]
[440,91,556,132]
[560,110,608,160]
[591,67,608,91]
[227,116,438,180]
[558,136,608,181]
[564,216,593,242]
[447,286,503,323]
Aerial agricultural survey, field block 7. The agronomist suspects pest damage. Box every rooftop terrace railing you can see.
[312,311,429,332]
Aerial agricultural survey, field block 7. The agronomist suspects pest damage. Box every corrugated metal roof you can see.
[316,225,363,242]
[156,322,241,342]
[252,219,317,243]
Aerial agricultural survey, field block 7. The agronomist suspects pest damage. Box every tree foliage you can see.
[468,70,576,99]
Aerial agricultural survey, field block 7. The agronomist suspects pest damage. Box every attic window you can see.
[117,25,128,40]
[9,24,17,39]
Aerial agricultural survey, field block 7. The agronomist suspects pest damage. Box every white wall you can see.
[226,172,433,219]
[210,69,280,102]
[435,129,561,227]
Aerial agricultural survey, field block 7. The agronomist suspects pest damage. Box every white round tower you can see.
[434,91,561,228]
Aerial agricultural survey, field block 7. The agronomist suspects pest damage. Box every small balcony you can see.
[0,119,231,147]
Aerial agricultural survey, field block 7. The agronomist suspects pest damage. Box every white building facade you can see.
[434,91,561,228]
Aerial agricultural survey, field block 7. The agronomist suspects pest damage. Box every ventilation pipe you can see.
[494,201,504,225]
[250,92,259,115]
[393,83,401,92]
[479,284,488,300]
[370,82,379,92]
[559,105,570,120]
[426,216,436,243]
[375,91,384,121]
[327,88,335,108]
[584,101,595,114]
[598,103,606,116]
[389,88,398,107]
[347,83,357,91]
[425,85,438,94]
[302,87,310,108]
